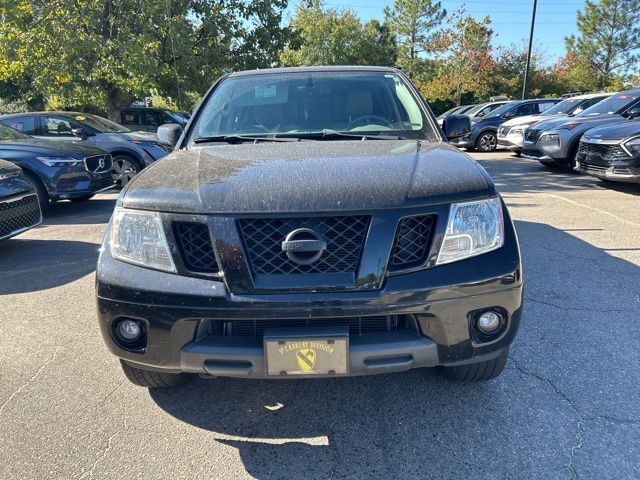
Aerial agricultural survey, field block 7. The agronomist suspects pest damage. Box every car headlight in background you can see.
[539,133,560,146]
[109,208,176,272]
[621,136,640,156]
[36,156,83,167]
[436,198,504,265]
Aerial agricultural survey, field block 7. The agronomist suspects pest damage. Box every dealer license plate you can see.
[264,327,349,376]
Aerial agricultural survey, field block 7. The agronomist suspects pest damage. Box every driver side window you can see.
[39,116,81,137]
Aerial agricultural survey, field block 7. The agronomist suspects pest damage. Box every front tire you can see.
[112,155,141,189]
[437,348,508,382]
[120,360,194,388]
[23,172,51,213]
[475,131,497,152]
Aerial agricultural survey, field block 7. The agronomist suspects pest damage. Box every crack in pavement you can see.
[524,297,637,314]
[0,331,90,416]
[77,418,127,479]
[509,356,640,479]
[508,356,584,480]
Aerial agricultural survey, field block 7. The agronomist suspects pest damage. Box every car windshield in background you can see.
[485,101,519,118]
[578,92,639,116]
[0,123,30,141]
[543,98,581,115]
[191,71,437,142]
[75,114,131,133]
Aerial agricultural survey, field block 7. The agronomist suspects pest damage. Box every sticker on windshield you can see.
[75,115,86,121]
[255,85,277,99]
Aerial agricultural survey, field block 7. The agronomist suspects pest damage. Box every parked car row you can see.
[487,89,640,184]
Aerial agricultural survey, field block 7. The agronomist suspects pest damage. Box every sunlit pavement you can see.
[1,151,639,479]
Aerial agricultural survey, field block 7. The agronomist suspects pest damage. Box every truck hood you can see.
[502,113,566,128]
[0,138,105,158]
[534,113,625,132]
[581,120,640,142]
[122,140,493,214]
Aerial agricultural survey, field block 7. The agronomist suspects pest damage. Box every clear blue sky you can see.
[287,0,587,64]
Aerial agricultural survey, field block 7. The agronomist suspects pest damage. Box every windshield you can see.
[578,92,639,116]
[543,98,583,115]
[0,123,30,141]
[485,101,519,118]
[190,71,437,142]
[73,114,131,133]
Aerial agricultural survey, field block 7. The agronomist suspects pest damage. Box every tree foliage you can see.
[0,0,291,118]
[565,0,640,87]
[280,1,396,67]
[419,9,493,105]
[384,0,446,77]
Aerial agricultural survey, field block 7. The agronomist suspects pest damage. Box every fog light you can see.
[476,311,503,334]
[116,319,141,342]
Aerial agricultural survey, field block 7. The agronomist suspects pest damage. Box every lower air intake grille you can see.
[389,215,436,271]
[173,222,219,274]
[0,194,41,239]
[238,216,370,274]
[215,315,406,337]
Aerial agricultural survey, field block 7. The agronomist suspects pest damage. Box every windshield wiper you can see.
[280,130,404,141]
[193,135,300,144]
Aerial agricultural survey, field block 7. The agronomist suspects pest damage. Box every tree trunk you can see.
[106,87,122,122]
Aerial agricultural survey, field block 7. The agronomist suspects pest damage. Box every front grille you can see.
[238,216,370,275]
[577,163,608,175]
[84,154,113,173]
[389,215,436,271]
[0,194,41,239]
[525,129,541,142]
[212,315,407,337]
[174,222,219,273]
[578,142,629,162]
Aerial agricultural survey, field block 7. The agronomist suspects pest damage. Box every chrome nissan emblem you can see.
[281,228,327,265]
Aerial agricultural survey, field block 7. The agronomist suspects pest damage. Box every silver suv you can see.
[521,90,640,168]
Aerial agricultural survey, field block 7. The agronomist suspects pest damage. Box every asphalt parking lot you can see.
[1,150,639,480]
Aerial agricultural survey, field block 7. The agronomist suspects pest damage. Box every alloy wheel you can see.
[478,133,497,152]
[112,158,138,188]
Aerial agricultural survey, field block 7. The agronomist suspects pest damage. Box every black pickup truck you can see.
[96,66,523,388]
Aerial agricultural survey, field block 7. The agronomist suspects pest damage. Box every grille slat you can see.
[0,194,41,239]
[174,222,219,274]
[238,216,370,275]
[578,142,629,162]
[389,215,436,271]
[525,129,541,142]
[217,315,402,337]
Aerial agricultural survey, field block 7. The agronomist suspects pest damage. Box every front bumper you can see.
[96,212,523,378]
[575,154,640,183]
[522,134,571,164]
[449,134,474,148]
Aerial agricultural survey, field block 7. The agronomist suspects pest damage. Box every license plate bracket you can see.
[264,326,349,376]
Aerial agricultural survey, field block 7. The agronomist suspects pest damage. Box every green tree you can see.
[422,9,494,105]
[384,0,446,78]
[0,0,291,119]
[280,1,396,66]
[565,0,640,87]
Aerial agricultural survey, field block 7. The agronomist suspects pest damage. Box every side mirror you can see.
[71,127,86,139]
[442,114,471,140]
[626,107,640,119]
[157,123,183,147]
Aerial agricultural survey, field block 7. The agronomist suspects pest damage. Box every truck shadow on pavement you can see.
[44,196,117,226]
[0,239,99,294]
[148,221,640,479]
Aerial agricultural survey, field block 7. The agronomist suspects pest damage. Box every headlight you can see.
[509,128,524,135]
[622,136,640,156]
[539,133,560,144]
[109,208,176,272]
[436,198,504,265]
[35,156,83,167]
